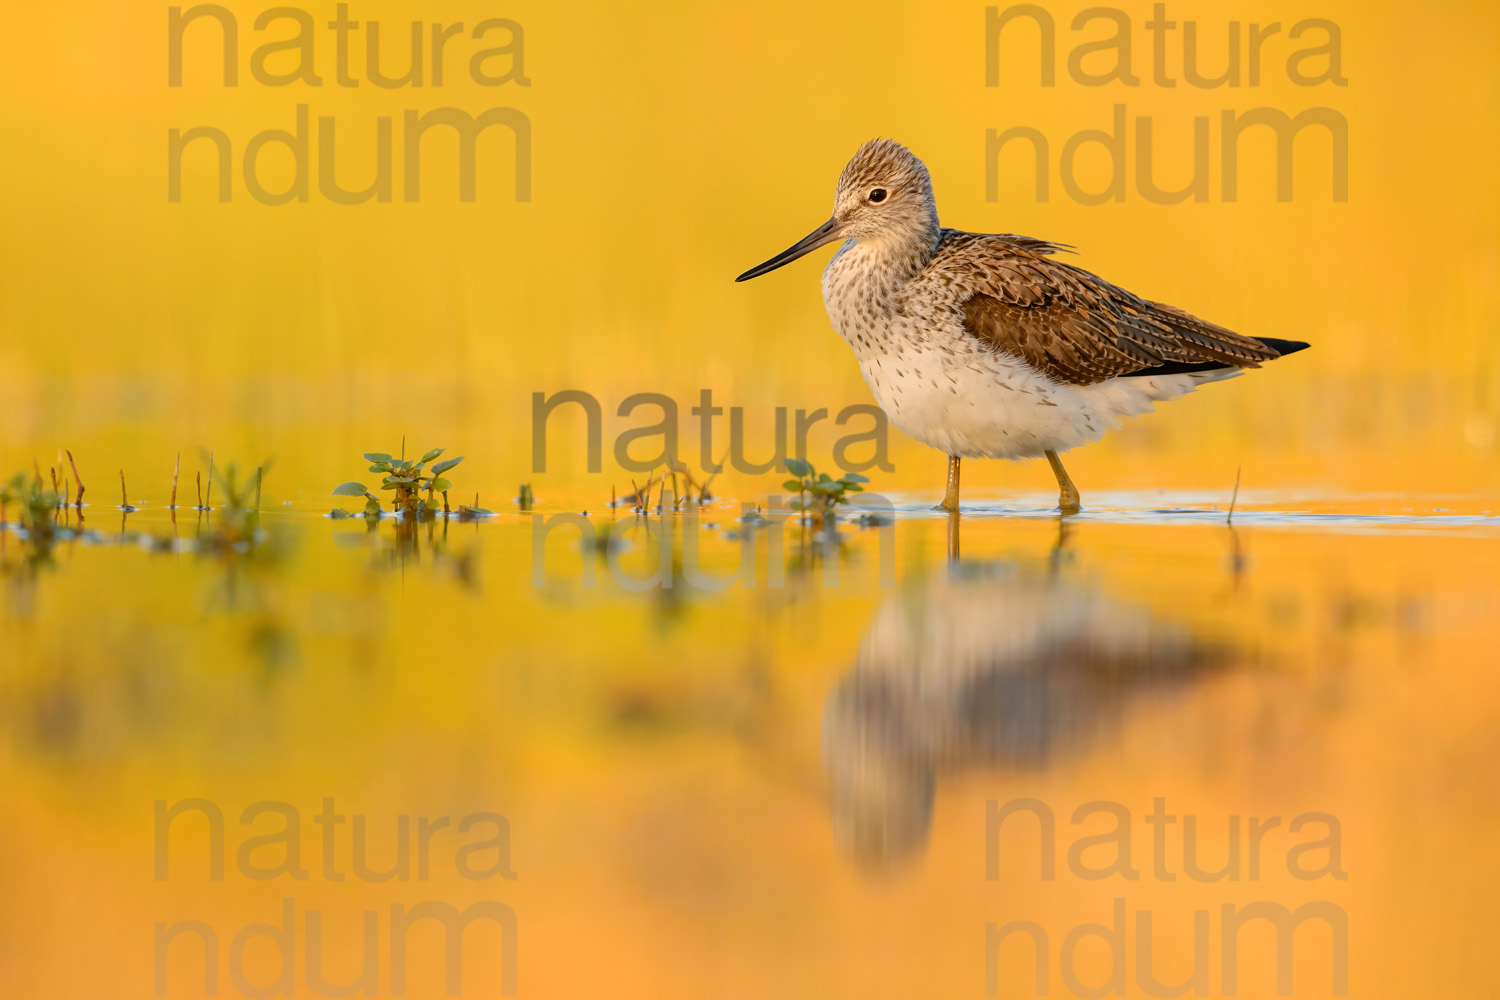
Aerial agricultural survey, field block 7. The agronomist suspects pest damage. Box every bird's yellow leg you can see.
[1044,450,1082,515]
[937,454,961,513]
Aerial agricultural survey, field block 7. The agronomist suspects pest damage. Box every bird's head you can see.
[736,139,939,282]
[831,138,939,241]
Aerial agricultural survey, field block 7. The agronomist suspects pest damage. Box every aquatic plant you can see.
[118,469,138,512]
[783,459,867,523]
[0,474,21,524]
[199,461,271,556]
[64,450,85,508]
[617,460,716,514]
[0,472,67,579]
[1,473,63,539]
[333,444,464,518]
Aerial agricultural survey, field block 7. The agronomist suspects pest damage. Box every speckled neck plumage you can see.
[822,227,941,358]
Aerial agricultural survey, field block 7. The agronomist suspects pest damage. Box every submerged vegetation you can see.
[3,440,893,606]
[199,461,272,557]
[783,459,868,525]
[1,452,279,583]
[617,460,719,514]
[1,473,63,541]
[2,469,77,581]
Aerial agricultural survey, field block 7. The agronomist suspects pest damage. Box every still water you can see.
[2,491,1495,998]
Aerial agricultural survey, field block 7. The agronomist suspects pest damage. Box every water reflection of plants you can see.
[194,461,273,556]
[326,444,485,586]
[189,462,288,626]
[0,471,66,579]
[188,461,299,684]
[361,510,480,588]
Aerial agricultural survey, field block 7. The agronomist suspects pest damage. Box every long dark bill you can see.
[735,218,845,282]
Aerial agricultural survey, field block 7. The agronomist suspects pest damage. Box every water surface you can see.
[3,492,1496,998]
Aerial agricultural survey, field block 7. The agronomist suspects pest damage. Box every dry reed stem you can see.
[66,450,85,508]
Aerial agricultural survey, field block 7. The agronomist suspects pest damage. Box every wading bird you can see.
[736,139,1307,513]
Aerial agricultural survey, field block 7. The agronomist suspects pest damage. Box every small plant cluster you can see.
[782,459,868,524]
[333,444,487,519]
[619,460,719,514]
[1,472,63,538]
[200,462,269,555]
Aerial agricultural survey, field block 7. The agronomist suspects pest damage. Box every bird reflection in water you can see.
[821,548,1227,874]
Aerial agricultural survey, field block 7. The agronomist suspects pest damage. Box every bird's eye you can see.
[868,188,887,203]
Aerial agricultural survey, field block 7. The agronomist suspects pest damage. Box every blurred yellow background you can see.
[1,0,1496,501]
[1,3,1498,999]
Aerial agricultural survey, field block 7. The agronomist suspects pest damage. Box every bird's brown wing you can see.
[927,233,1277,386]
